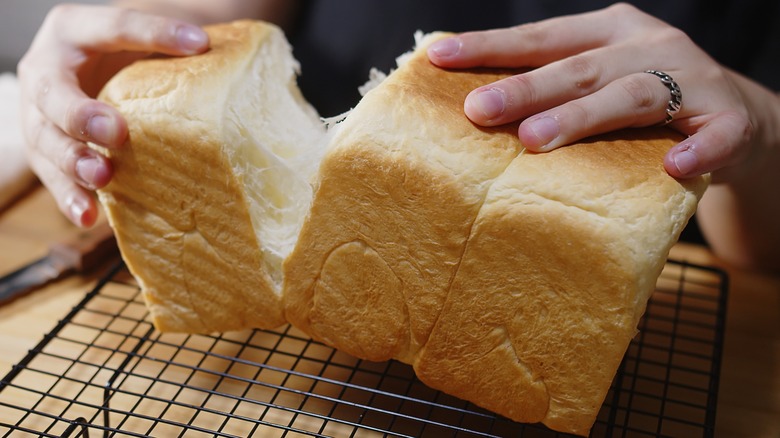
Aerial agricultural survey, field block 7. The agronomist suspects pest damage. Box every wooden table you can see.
[1,185,778,437]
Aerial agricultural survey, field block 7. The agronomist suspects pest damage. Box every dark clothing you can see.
[290,1,779,116]
[287,1,779,245]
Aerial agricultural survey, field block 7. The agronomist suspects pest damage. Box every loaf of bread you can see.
[96,20,709,436]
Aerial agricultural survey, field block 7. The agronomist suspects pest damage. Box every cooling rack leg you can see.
[100,324,156,436]
[60,417,90,438]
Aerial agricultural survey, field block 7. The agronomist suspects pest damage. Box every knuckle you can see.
[606,3,669,33]
[16,45,45,85]
[654,26,692,47]
[741,117,754,142]
[97,8,147,46]
[701,111,754,165]
[103,9,134,44]
[32,74,53,109]
[44,3,84,35]
[621,76,660,111]
[606,3,641,18]
[701,66,733,90]
[504,74,539,107]
[562,56,600,93]
[112,9,178,48]
[727,110,754,143]
[60,138,88,178]
[16,55,32,78]
[46,3,77,22]
[64,101,89,138]
[564,100,593,129]
[571,101,593,126]
[25,117,47,153]
[507,22,546,49]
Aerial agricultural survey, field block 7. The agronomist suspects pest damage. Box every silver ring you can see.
[645,70,682,125]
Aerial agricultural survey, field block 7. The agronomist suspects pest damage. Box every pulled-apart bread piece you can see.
[96,20,326,332]
[281,33,708,434]
[96,20,709,436]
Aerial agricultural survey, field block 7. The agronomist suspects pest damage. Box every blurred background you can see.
[0,0,108,73]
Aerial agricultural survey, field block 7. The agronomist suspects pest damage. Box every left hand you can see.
[16,5,209,227]
[426,3,777,184]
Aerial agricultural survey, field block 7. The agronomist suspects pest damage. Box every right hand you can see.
[17,4,209,227]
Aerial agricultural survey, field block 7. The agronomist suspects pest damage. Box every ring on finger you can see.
[645,70,682,125]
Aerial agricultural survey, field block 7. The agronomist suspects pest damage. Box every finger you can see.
[427,3,660,68]
[26,145,102,228]
[20,5,209,149]
[24,109,113,191]
[18,56,125,148]
[428,22,606,70]
[664,111,752,181]
[20,64,128,149]
[42,4,209,55]
[463,44,657,126]
[516,71,683,151]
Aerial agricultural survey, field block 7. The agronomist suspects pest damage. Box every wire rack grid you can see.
[0,259,728,438]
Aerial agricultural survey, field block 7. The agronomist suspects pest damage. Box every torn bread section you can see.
[221,21,327,290]
[96,20,327,333]
[414,129,709,435]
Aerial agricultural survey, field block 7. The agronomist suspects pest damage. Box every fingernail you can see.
[428,37,462,59]
[87,115,115,145]
[468,88,505,121]
[672,148,698,175]
[526,117,560,148]
[176,25,208,53]
[76,156,102,189]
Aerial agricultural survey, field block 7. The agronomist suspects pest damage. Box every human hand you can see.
[427,3,779,184]
[17,4,209,226]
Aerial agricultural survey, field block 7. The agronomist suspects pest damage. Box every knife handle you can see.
[48,222,118,273]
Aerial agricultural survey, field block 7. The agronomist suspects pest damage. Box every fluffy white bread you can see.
[282,33,709,435]
[97,21,709,436]
[96,20,326,332]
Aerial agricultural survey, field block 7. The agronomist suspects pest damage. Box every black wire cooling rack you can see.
[0,259,728,438]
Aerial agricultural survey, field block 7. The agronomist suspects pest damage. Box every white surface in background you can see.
[0,0,109,72]
[0,1,109,209]
[0,73,36,209]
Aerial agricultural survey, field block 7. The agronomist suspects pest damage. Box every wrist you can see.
[716,74,780,189]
